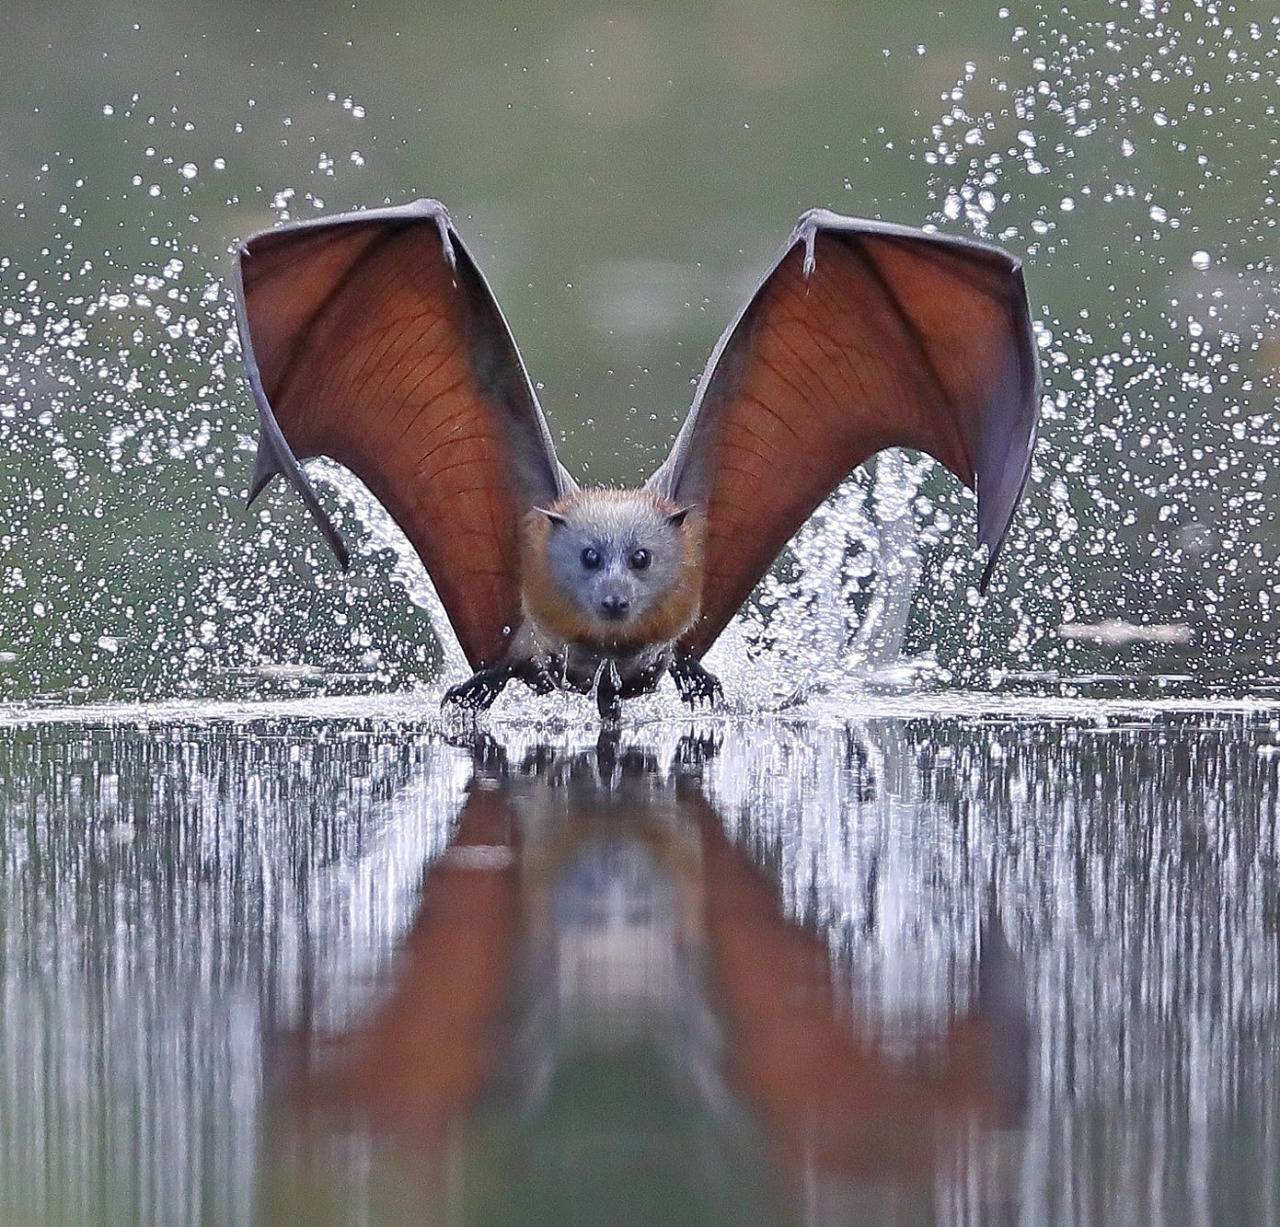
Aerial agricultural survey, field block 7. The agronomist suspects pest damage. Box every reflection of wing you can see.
[694,798,1031,1179]
[648,209,1040,658]
[279,780,522,1137]
[234,199,575,669]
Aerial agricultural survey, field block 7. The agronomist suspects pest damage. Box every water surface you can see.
[1,701,1275,1225]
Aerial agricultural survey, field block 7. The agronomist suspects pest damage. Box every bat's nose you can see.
[599,594,630,621]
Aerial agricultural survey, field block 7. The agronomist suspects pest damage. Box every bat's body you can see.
[491,488,710,718]
[233,199,1040,720]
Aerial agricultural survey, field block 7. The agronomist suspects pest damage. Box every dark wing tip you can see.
[245,429,351,571]
[976,438,1035,594]
[975,267,1041,593]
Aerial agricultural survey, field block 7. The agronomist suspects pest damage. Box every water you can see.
[0,704,1275,1226]
[2,0,1280,1221]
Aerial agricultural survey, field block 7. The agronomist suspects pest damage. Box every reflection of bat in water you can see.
[234,200,1040,718]
[273,735,1029,1202]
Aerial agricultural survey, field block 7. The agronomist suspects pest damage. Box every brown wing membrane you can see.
[648,209,1040,659]
[234,199,573,669]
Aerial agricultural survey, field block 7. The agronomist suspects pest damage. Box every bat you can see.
[233,199,1040,719]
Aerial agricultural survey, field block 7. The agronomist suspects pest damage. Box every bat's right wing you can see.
[648,209,1040,659]
[234,199,575,670]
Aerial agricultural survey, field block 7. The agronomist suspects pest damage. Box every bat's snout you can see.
[598,594,631,621]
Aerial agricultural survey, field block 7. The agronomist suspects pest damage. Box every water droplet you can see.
[1191,250,1211,270]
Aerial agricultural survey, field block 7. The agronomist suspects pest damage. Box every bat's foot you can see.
[521,659,559,696]
[443,664,512,713]
[594,660,624,723]
[670,653,723,709]
[597,693,623,723]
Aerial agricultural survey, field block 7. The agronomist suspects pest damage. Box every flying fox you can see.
[233,199,1040,719]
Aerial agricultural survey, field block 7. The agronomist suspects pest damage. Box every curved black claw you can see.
[443,664,513,713]
[520,658,559,696]
[670,653,723,708]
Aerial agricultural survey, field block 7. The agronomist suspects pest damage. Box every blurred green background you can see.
[1,0,1276,703]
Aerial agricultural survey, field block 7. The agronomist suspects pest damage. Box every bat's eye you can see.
[581,547,602,571]
[628,548,651,571]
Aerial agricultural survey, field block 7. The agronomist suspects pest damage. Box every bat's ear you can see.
[538,508,569,529]
[666,506,693,529]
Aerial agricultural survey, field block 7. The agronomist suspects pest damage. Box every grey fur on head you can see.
[541,492,689,634]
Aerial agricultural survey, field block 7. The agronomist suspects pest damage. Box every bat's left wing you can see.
[647,209,1040,659]
[234,199,575,670]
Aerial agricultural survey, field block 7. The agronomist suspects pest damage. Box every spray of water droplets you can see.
[2,3,1279,711]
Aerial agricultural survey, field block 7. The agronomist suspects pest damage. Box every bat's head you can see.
[521,490,703,648]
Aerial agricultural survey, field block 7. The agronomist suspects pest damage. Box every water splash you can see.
[1,0,1278,709]
[909,0,1280,688]
[729,451,939,707]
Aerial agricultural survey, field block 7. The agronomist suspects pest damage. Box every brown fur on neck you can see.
[520,488,704,649]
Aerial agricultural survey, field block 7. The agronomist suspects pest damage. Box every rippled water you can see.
[0,705,1276,1225]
